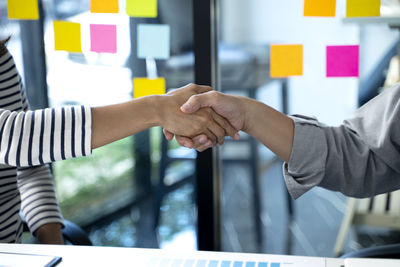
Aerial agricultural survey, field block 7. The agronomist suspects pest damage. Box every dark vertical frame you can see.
[128,17,153,196]
[19,0,49,110]
[193,0,221,251]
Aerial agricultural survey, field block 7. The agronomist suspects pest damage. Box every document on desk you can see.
[0,252,61,267]
[140,250,345,267]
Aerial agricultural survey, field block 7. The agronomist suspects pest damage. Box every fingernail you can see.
[199,136,207,144]
[234,133,240,140]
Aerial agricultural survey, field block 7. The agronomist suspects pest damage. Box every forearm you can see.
[91,96,160,149]
[242,98,294,162]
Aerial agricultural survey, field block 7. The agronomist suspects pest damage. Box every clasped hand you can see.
[160,83,244,151]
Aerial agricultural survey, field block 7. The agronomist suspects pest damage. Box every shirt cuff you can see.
[283,115,328,199]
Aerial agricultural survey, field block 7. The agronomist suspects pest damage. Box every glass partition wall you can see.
[1,0,201,248]
[218,0,399,258]
[3,0,389,256]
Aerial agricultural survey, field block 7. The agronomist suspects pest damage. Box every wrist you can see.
[240,96,256,133]
[137,95,164,127]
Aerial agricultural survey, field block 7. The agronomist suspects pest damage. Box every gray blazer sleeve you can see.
[284,83,400,199]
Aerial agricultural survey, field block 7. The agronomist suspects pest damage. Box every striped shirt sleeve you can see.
[17,165,64,234]
[0,49,91,243]
[0,105,92,167]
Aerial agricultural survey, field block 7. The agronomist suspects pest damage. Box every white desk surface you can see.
[0,243,345,267]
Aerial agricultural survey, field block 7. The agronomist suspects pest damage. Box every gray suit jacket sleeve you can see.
[284,83,400,199]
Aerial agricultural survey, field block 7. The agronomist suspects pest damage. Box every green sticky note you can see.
[8,0,39,20]
[54,21,82,53]
[126,0,158,18]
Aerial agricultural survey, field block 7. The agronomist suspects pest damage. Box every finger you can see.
[202,128,217,146]
[206,119,226,145]
[195,140,213,152]
[211,112,240,140]
[163,129,174,141]
[181,91,216,113]
[175,135,194,148]
[192,134,210,148]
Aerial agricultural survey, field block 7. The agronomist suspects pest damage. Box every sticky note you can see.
[7,0,39,20]
[133,78,166,98]
[90,24,117,53]
[90,0,119,13]
[126,0,158,18]
[137,24,170,60]
[53,21,82,53]
[304,0,336,17]
[326,45,359,77]
[270,45,303,78]
[346,0,380,17]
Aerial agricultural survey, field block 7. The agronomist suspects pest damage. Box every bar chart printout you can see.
[144,253,329,267]
[147,260,282,267]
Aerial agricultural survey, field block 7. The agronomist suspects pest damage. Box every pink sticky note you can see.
[90,24,117,53]
[326,45,359,77]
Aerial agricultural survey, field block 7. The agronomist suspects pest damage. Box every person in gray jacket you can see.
[164,83,400,199]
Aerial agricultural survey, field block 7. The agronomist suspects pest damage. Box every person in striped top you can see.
[0,38,238,244]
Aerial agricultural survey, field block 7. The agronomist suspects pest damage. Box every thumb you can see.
[181,92,214,113]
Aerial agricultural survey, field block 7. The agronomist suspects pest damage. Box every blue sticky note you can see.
[196,260,207,267]
[137,24,170,59]
[183,259,195,267]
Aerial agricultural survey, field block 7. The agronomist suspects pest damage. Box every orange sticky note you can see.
[346,0,380,17]
[53,21,82,53]
[133,78,166,98]
[304,0,336,17]
[126,0,158,18]
[90,0,119,13]
[270,45,303,78]
[7,0,39,20]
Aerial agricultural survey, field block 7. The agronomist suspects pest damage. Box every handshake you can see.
[92,82,292,161]
[159,83,247,152]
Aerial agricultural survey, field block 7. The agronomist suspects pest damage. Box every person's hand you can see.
[35,223,64,244]
[164,91,246,151]
[159,84,238,146]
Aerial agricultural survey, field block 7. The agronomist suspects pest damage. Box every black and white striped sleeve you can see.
[17,165,64,233]
[0,105,92,167]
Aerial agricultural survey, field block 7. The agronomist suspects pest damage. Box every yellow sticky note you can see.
[304,0,336,17]
[270,45,303,78]
[7,0,39,20]
[346,0,380,17]
[53,21,82,53]
[133,78,166,98]
[126,0,158,18]
[90,0,119,13]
